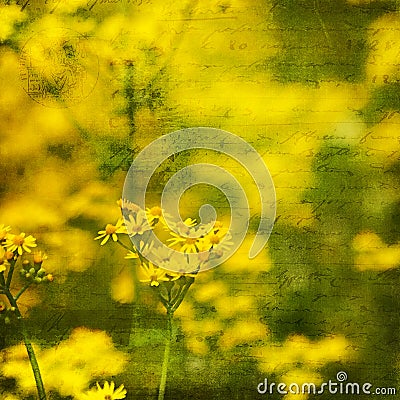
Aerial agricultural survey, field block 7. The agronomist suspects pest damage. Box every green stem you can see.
[158,311,173,400]
[14,283,32,301]
[170,277,194,314]
[5,259,16,288]
[0,271,6,287]
[4,289,46,400]
[116,239,133,253]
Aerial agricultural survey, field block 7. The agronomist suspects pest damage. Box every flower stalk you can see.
[0,226,52,400]
[3,288,47,400]
[158,310,173,400]
[95,204,228,400]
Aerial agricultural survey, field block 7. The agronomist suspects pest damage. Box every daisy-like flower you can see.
[163,217,197,235]
[117,198,140,213]
[201,231,225,250]
[146,206,163,225]
[146,206,175,228]
[81,381,127,400]
[139,262,170,287]
[208,232,234,256]
[0,224,11,241]
[167,226,203,253]
[124,210,152,236]
[5,232,37,255]
[95,218,127,245]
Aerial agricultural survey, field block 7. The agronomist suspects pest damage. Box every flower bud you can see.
[33,251,47,265]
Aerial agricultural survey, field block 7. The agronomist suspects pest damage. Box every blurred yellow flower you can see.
[219,321,269,349]
[193,280,228,303]
[5,233,37,255]
[80,381,127,400]
[252,335,352,374]
[111,269,135,304]
[0,328,128,398]
[95,219,127,245]
[0,5,27,42]
[353,231,400,271]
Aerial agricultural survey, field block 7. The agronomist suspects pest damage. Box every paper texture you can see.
[0,1,399,399]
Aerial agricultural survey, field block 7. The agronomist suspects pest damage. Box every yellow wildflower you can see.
[117,198,140,213]
[124,211,152,236]
[146,205,163,224]
[167,229,202,253]
[0,224,11,241]
[33,251,47,265]
[95,219,127,245]
[163,217,197,234]
[5,233,37,255]
[201,229,232,253]
[139,262,170,287]
[80,381,127,400]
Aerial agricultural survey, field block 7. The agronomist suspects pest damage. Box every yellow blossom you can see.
[139,262,170,287]
[95,219,127,245]
[167,231,201,253]
[79,381,127,400]
[117,198,140,213]
[0,328,128,398]
[33,251,47,265]
[146,206,163,224]
[124,211,152,236]
[5,233,37,255]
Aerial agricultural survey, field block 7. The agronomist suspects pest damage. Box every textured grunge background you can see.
[1,1,400,399]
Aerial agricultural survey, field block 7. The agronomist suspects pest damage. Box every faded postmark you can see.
[19,28,99,107]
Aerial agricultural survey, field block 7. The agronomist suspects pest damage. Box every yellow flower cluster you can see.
[1,328,128,398]
[0,225,53,287]
[96,201,232,288]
